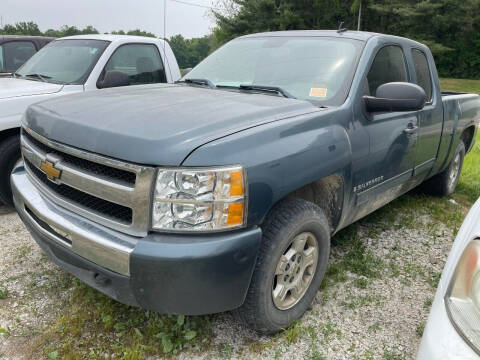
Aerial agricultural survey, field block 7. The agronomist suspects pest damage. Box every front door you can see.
[351,44,418,221]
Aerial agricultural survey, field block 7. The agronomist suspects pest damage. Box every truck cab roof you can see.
[239,30,428,48]
[0,35,55,43]
[58,34,168,46]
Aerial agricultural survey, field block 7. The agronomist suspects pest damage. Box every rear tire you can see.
[0,135,21,206]
[423,140,465,196]
[235,198,330,334]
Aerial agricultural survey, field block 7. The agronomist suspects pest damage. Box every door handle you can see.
[404,124,418,135]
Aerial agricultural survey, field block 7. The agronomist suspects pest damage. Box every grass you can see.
[458,136,480,203]
[440,78,480,94]
[28,280,211,359]
[15,78,480,358]
[0,287,8,299]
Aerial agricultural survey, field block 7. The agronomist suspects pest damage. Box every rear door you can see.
[409,48,443,181]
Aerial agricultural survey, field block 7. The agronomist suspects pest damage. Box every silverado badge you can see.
[40,160,61,181]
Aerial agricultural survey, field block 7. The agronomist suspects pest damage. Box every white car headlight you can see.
[152,166,247,232]
[445,239,480,353]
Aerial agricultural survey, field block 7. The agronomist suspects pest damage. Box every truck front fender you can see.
[182,111,352,229]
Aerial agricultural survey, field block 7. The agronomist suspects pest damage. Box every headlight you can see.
[152,166,247,232]
[445,239,480,353]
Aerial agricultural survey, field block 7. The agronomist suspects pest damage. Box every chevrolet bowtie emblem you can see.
[40,160,61,181]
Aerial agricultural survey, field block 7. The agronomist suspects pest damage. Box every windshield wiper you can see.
[25,73,52,82]
[181,78,216,89]
[239,84,296,99]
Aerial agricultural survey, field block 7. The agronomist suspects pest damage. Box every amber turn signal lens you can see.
[230,170,244,197]
[227,202,244,226]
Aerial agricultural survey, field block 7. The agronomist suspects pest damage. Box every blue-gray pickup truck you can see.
[11,30,480,333]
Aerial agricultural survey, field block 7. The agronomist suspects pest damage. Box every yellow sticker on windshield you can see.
[310,88,327,98]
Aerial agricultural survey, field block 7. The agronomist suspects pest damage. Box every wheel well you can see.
[461,126,476,153]
[0,127,20,144]
[286,173,344,232]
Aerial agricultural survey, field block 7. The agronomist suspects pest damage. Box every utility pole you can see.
[357,0,362,31]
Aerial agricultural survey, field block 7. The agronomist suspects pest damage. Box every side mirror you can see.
[363,82,426,113]
[98,70,129,89]
[182,68,192,76]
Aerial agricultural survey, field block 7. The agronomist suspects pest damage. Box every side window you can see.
[2,41,37,72]
[366,45,408,96]
[0,46,4,72]
[411,49,433,102]
[102,44,166,86]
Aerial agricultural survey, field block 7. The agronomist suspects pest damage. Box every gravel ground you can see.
[0,205,74,359]
[0,201,456,360]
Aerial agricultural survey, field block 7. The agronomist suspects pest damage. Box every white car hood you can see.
[0,77,63,99]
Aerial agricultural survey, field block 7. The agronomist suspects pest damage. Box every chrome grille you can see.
[22,130,137,185]
[25,159,133,224]
[21,128,156,236]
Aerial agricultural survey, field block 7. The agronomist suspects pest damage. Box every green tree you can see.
[168,34,218,68]
[126,29,156,37]
[213,0,353,43]
[0,21,41,35]
[213,0,480,78]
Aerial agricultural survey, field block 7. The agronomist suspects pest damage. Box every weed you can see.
[282,321,303,344]
[307,346,326,360]
[353,277,369,289]
[368,322,381,333]
[29,280,211,359]
[416,322,426,338]
[383,348,404,360]
[319,321,341,341]
[426,272,442,289]
[363,349,375,360]
[218,343,234,358]
[341,294,383,309]
[423,297,433,309]
[0,287,8,299]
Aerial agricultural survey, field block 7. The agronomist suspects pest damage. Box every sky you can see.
[1,0,217,39]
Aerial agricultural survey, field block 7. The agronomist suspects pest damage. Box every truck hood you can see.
[25,84,320,165]
[0,77,64,99]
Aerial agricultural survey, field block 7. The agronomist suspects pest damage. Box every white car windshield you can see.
[15,39,109,85]
[185,36,364,106]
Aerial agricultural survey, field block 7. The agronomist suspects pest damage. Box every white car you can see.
[418,197,480,359]
[0,34,181,205]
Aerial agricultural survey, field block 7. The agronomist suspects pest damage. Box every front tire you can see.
[235,198,330,334]
[0,135,21,206]
[424,140,465,196]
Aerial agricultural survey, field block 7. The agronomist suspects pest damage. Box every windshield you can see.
[185,36,364,106]
[16,39,109,84]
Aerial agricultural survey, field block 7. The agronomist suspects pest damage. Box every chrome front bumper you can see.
[12,165,263,315]
[11,166,136,276]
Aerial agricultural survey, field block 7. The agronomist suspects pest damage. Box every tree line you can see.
[213,0,480,79]
[2,0,480,80]
[0,21,213,69]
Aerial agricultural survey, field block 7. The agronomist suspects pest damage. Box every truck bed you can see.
[434,92,480,174]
